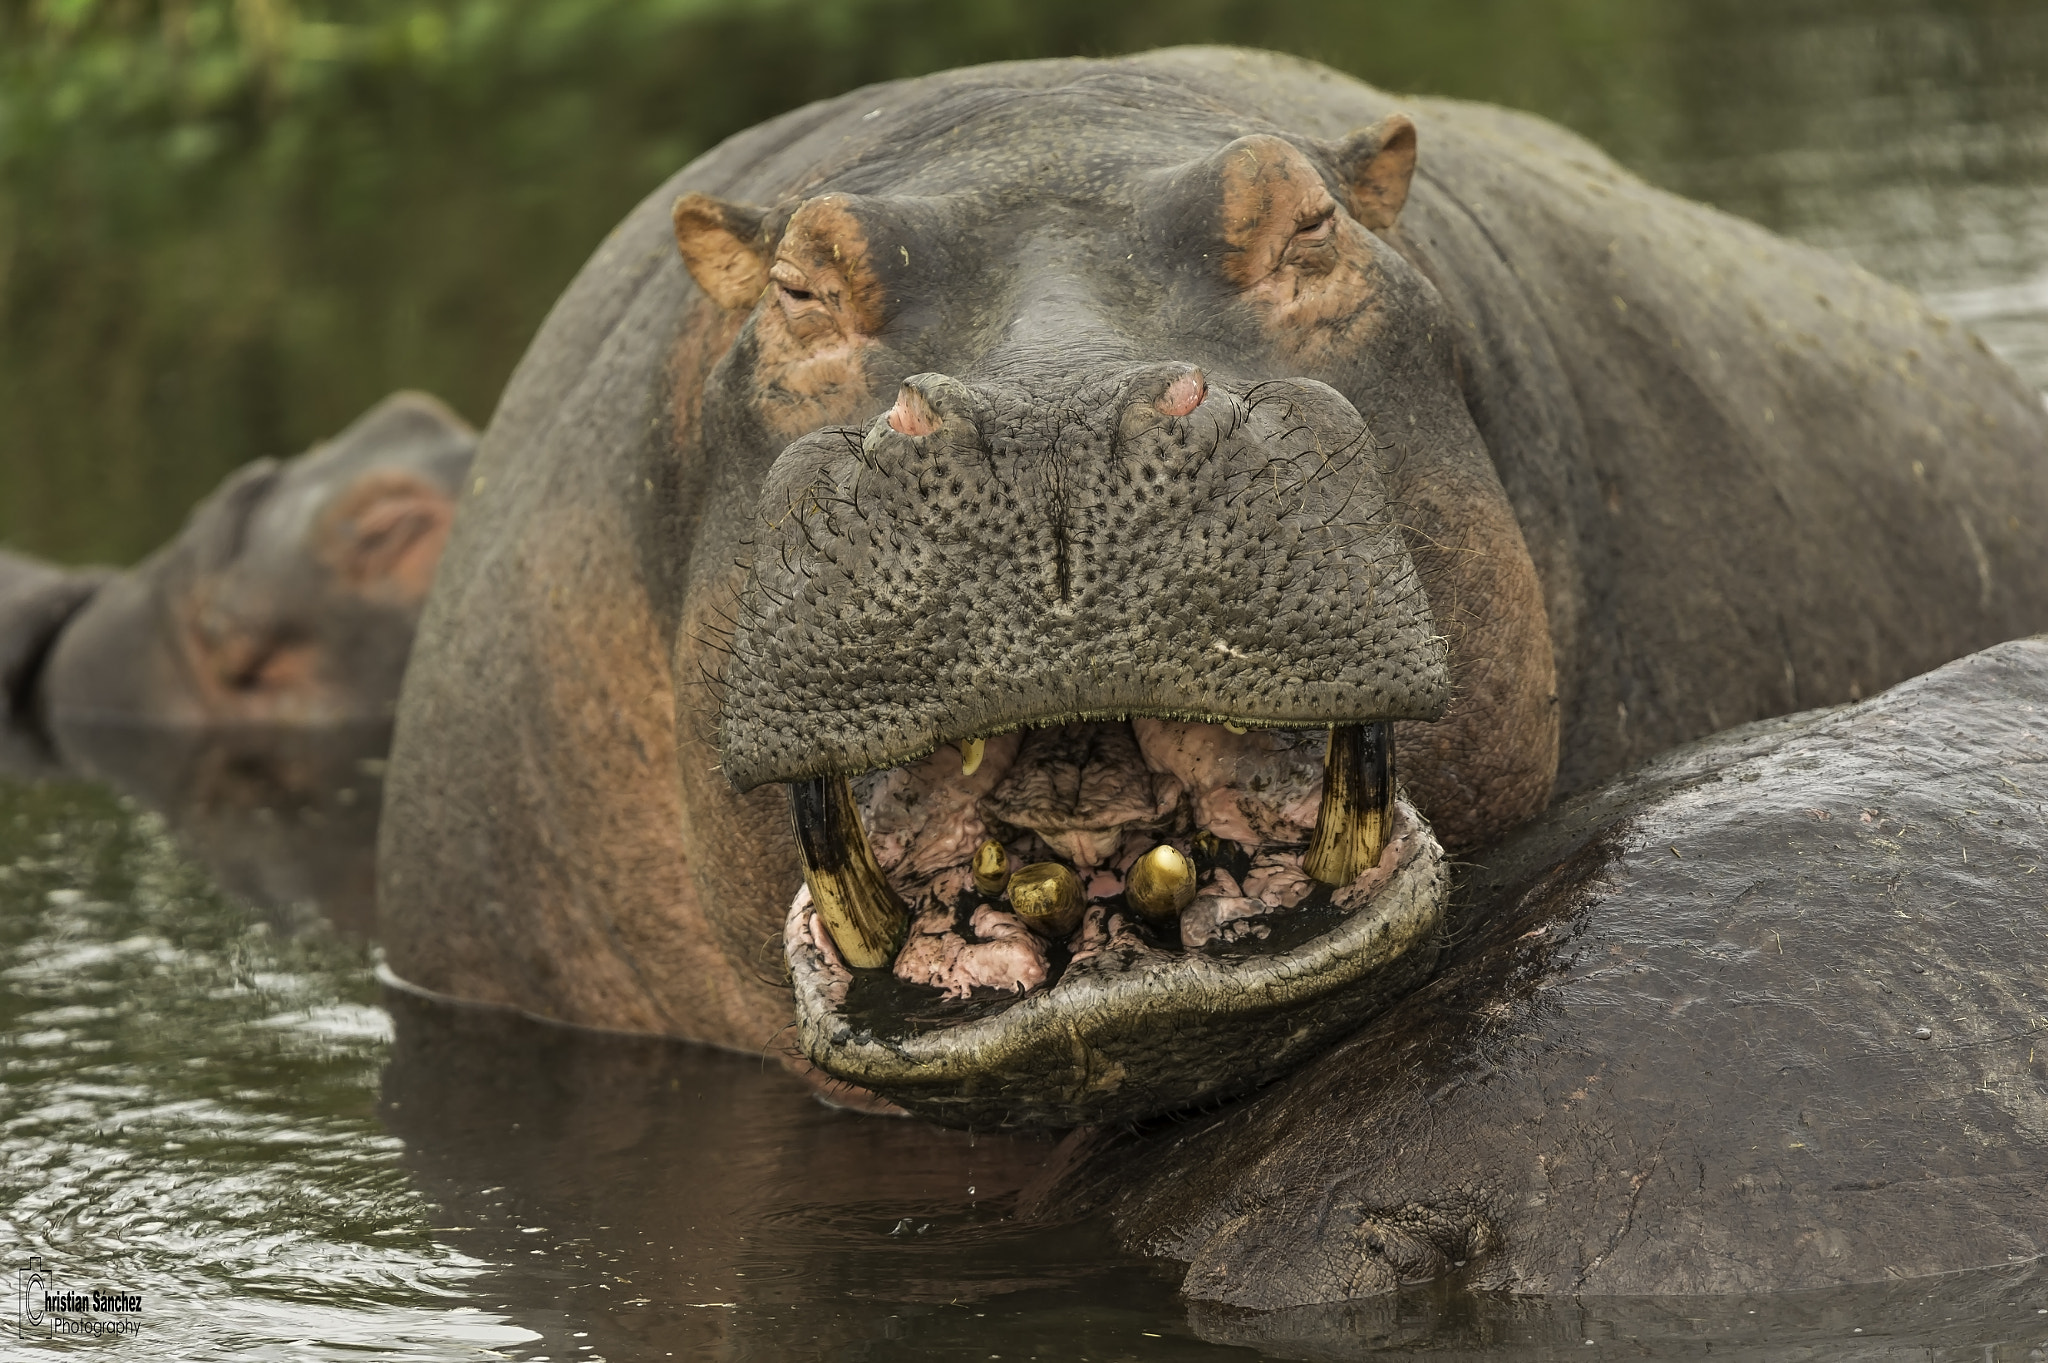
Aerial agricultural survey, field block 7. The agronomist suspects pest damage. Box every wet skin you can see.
[1055,639,2048,1307]
[381,43,2048,1203]
[0,391,474,774]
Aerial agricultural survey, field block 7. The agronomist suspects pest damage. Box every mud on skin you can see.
[379,49,2048,1142]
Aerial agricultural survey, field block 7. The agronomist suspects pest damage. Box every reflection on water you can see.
[0,776,527,1359]
[5,0,2048,1358]
[1191,1268,2048,1359]
[5,754,2048,1357]
[52,722,392,939]
[379,988,1212,1360]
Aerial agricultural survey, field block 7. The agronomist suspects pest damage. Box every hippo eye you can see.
[1280,208,1339,276]
[1293,211,1335,244]
[769,260,822,309]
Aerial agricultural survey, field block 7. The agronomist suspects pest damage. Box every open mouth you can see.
[721,368,1455,1128]
[782,716,1446,1129]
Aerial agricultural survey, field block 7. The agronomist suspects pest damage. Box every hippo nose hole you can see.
[887,384,943,437]
[1156,368,1207,418]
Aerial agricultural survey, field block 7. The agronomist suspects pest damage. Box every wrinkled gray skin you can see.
[379,46,2048,1291]
[724,371,1447,789]
[0,392,473,773]
[1048,638,2048,1309]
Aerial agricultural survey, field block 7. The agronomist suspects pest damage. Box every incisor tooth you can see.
[960,737,985,777]
[1008,862,1083,937]
[1126,843,1198,919]
[1303,722,1395,887]
[972,838,1011,896]
[788,774,907,969]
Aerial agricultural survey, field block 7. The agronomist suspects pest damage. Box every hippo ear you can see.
[319,470,456,604]
[1334,115,1418,232]
[672,193,773,310]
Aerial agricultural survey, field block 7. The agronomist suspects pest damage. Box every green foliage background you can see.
[1,0,2042,563]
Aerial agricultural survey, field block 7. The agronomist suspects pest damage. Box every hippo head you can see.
[43,392,474,729]
[669,82,1522,1127]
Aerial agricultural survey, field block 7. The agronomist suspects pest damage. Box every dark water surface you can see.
[6,0,2048,1358]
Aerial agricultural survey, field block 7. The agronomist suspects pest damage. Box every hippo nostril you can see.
[1156,367,1207,418]
[887,384,943,437]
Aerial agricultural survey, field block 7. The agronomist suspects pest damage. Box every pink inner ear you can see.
[347,493,451,600]
[888,387,942,436]
[1157,369,1207,418]
[318,473,455,601]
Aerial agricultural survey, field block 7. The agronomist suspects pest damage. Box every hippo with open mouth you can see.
[378,48,2048,1146]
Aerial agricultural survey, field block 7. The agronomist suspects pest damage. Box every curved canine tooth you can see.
[788,775,907,969]
[1126,843,1198,919]
[1303,722,1395,887]
[971,838,1011,896]
[960,737,986,777]
[1008,862,1084,937]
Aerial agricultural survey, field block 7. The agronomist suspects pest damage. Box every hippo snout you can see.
[717,364,1450,1127]
[720,364,1447,792]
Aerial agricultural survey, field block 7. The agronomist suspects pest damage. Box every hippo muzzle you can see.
[721,363,1451,1127]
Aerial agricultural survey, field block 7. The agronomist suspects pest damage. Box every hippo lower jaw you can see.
[780,717,1448,1129]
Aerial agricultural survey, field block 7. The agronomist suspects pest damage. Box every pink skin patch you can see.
[893,903,1048,999]
[979,723,1182,870]
[1156,368,1207,417]
[1241,853,1314,909]
[1129,719,1321,846]
[1066,903,1172,972]
[1180,896,1270,948]
[887,385,943,436]
[1085,868,1125,900]
[863,734,1023,887]
[792,888,849,1007]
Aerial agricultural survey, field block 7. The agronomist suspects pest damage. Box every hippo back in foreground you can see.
[1063,638,2048,1307]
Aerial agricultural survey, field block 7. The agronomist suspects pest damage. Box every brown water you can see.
[4,1,2048,1358]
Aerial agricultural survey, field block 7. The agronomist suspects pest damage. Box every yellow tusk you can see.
[788,775,908,969]
[971,838,1011,896]
[1008,862,1084,937]
[1126,843,1198,919]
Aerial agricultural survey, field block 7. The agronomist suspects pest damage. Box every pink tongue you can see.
[978,723,1182,868]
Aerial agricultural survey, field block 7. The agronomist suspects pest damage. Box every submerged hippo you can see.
[0,391,474,773]
[383,44,2048,1172]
